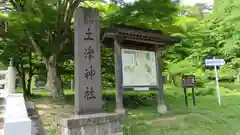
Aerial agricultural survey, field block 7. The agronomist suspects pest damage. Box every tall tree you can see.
[0,13,37,97]
[6,0,85,98]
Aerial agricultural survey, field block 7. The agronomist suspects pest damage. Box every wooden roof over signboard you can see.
[101,24,181,51]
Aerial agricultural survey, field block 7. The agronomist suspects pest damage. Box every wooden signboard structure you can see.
[182,74,196,107]
[101,24,180,113]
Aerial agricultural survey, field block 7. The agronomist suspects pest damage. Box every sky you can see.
[123,0,214,6]
[180,0,213,6]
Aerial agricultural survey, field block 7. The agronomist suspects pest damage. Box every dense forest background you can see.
[0,0,240,98]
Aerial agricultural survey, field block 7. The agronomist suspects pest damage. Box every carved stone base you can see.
[115,108,126,115]
[59,113,124,135]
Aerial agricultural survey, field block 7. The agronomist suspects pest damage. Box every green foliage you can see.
[165,4,240,86]
[46,124,60,135]
[195,87,215,96]
[3,0,240,96]
[63,87,226,111]
[101,46,115,88]
[123,123,133,135]
[63,90,158,109]
[103,91,157,109]
[220,83,240,91]
[0,62,6,69]
[105,0,178,33]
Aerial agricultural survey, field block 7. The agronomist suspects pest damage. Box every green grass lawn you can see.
[28,84,240,135]
[125,95,240,135]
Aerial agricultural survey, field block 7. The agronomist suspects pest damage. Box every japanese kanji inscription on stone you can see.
[74,7,102,114]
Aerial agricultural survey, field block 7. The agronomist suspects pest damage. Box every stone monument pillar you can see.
[59,7,124,135]
[74,7,102,114]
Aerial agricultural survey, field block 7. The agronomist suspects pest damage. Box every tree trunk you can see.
[21,75,27,96]
[17,64,31,97]
[171,74,178,86]
[10,0,78,98]
[22,80,31,98]
[45,55,64,98]
[26,52,33,97]
[25,77,31,97]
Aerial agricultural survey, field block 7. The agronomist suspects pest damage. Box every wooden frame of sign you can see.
[182,74,196,107]
[101,24,181,113]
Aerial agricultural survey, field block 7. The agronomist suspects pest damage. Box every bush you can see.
[195,87,215,96]
[64,90,157,109]
[220,83,240,90]
[123,123,133,135]
[46,124,60,135]
[64,86,219,110]
[103,91,157,109]
[195,78,205,87]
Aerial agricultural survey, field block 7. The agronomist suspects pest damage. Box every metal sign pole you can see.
[213,57,221,106]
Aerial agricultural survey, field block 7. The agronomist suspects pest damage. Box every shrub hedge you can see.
[102,91,157,108]
[63,90,158,109]
[63,87,220,109]
[220,83,240,91]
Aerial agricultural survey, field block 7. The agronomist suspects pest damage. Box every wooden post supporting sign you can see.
[182,75,196,107]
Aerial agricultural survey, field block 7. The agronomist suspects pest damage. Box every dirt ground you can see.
[32,98,75,128]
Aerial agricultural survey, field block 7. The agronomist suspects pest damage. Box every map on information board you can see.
[121,49,157,87]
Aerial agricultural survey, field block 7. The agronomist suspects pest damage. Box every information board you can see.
[182,75,196,88]
[205,59,225,66]
[121,49,157,87]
